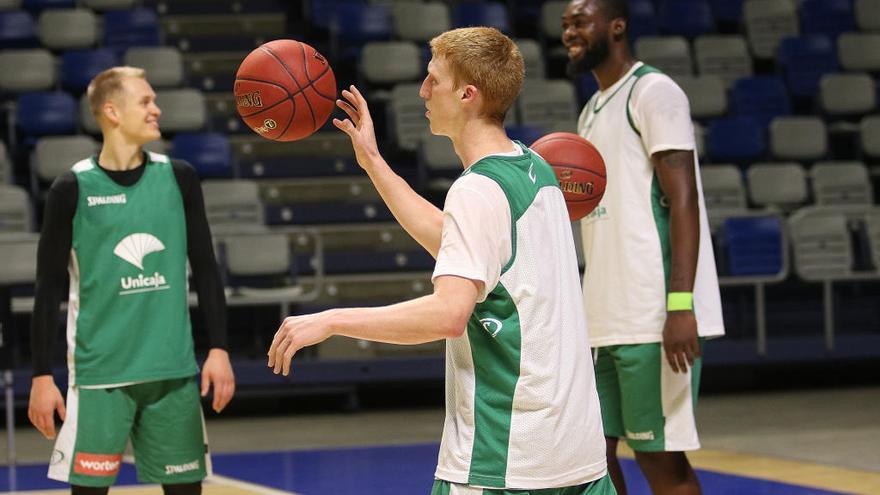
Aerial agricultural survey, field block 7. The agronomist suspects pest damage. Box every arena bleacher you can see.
[1,0,880,409]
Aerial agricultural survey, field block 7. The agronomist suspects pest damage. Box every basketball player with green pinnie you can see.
[28,66,234,495]
[563,1,725,494]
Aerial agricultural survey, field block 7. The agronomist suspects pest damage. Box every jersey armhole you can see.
[625,65,663,137]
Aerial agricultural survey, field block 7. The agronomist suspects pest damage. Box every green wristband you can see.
[667,292,693,311]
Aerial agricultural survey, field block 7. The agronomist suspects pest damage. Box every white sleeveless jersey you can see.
[432,145,606,489]
[577,62,725,346]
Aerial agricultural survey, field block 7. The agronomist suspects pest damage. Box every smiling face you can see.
[109,76,162,145]
[562,0,612,77]
[419,55,464,137]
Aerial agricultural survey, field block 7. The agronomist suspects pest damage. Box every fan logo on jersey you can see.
[114,233,171,296]
[86,193,127,207]
[480,318,503,338]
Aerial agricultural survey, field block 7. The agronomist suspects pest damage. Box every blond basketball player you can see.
[269,27,615,494]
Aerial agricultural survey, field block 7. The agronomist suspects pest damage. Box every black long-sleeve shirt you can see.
[31,156,228,376]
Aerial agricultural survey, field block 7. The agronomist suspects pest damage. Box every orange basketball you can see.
[234,39,336,141]
[531,132,606,221]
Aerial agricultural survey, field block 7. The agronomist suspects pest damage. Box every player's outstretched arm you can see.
[268,275,479,376]
[334,84,444,257]
[653,149,701,373]
[200,348,235,413]
[28,375,66,439]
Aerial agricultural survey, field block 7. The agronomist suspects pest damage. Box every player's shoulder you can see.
[167,156,196,174]
[50,169,78,191]
[633,67,685,98]
[449,170,505,203]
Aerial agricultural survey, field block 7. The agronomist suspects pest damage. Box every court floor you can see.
[2,386,879,494]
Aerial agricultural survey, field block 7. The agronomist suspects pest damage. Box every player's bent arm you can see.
[269,276,479,375]
[652,149,699,293]
[332,275,478,343]
[333,85,443,256]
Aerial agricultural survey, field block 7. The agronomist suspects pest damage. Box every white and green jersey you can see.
[432,143,606,489]
[577,62,725,346]
[68,152,198,387]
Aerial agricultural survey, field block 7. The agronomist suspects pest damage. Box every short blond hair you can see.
[86,66,146,118]
[430,27,524,125]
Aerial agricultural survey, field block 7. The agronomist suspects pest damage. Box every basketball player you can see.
[563,1,725,494]
[28,67,235,495]
[268,27,614,494]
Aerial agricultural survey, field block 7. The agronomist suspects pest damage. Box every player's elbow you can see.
[438,305,469,339]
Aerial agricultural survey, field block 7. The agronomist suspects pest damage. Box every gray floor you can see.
[3,387,879,473]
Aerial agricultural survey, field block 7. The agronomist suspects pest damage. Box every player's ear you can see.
[611,18,626,41]
[461,84,478,102]
[102,101,119,125]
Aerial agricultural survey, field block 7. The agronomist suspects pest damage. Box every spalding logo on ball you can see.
[530,132,607,222]
[234,39,336,141]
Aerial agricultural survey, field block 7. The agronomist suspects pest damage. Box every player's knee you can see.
[71,486,109,495]
[162,481,202,495]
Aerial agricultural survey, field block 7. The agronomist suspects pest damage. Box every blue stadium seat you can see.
[61,49,119,93]
[309,0,360,31]
[722,216,784,276]
[452,1,510,34]
[732,76,791,127]
[629,0,659,43]
[801,0,855,41]
[709,0,743,24]
[333,3,392,44]
[574,73,599,107]
[172,133,232,178]
[778,35,838,99]
[707,116,766,163]
[658,0,713,38]
[22,0,74,11]
[16,92,78,138]
[0,10,38,48]
[103,8,161,55]
[506,125,545,147]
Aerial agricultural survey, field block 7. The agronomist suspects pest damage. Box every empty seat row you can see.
[0,46,184,93]
[705,109,880,163]
[0,7,160,52]
[9,88,205,143]
[702,161,874,220]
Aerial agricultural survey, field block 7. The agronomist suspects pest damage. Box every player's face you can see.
[419,56,463,137]
[562,0,611,77]
[113,77,162,144]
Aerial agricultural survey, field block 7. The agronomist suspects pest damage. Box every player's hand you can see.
[333,85,382,169]
[268,311,334,376]
[201,348,236,413]
[28,375,66,440]
[662,311,700,373]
